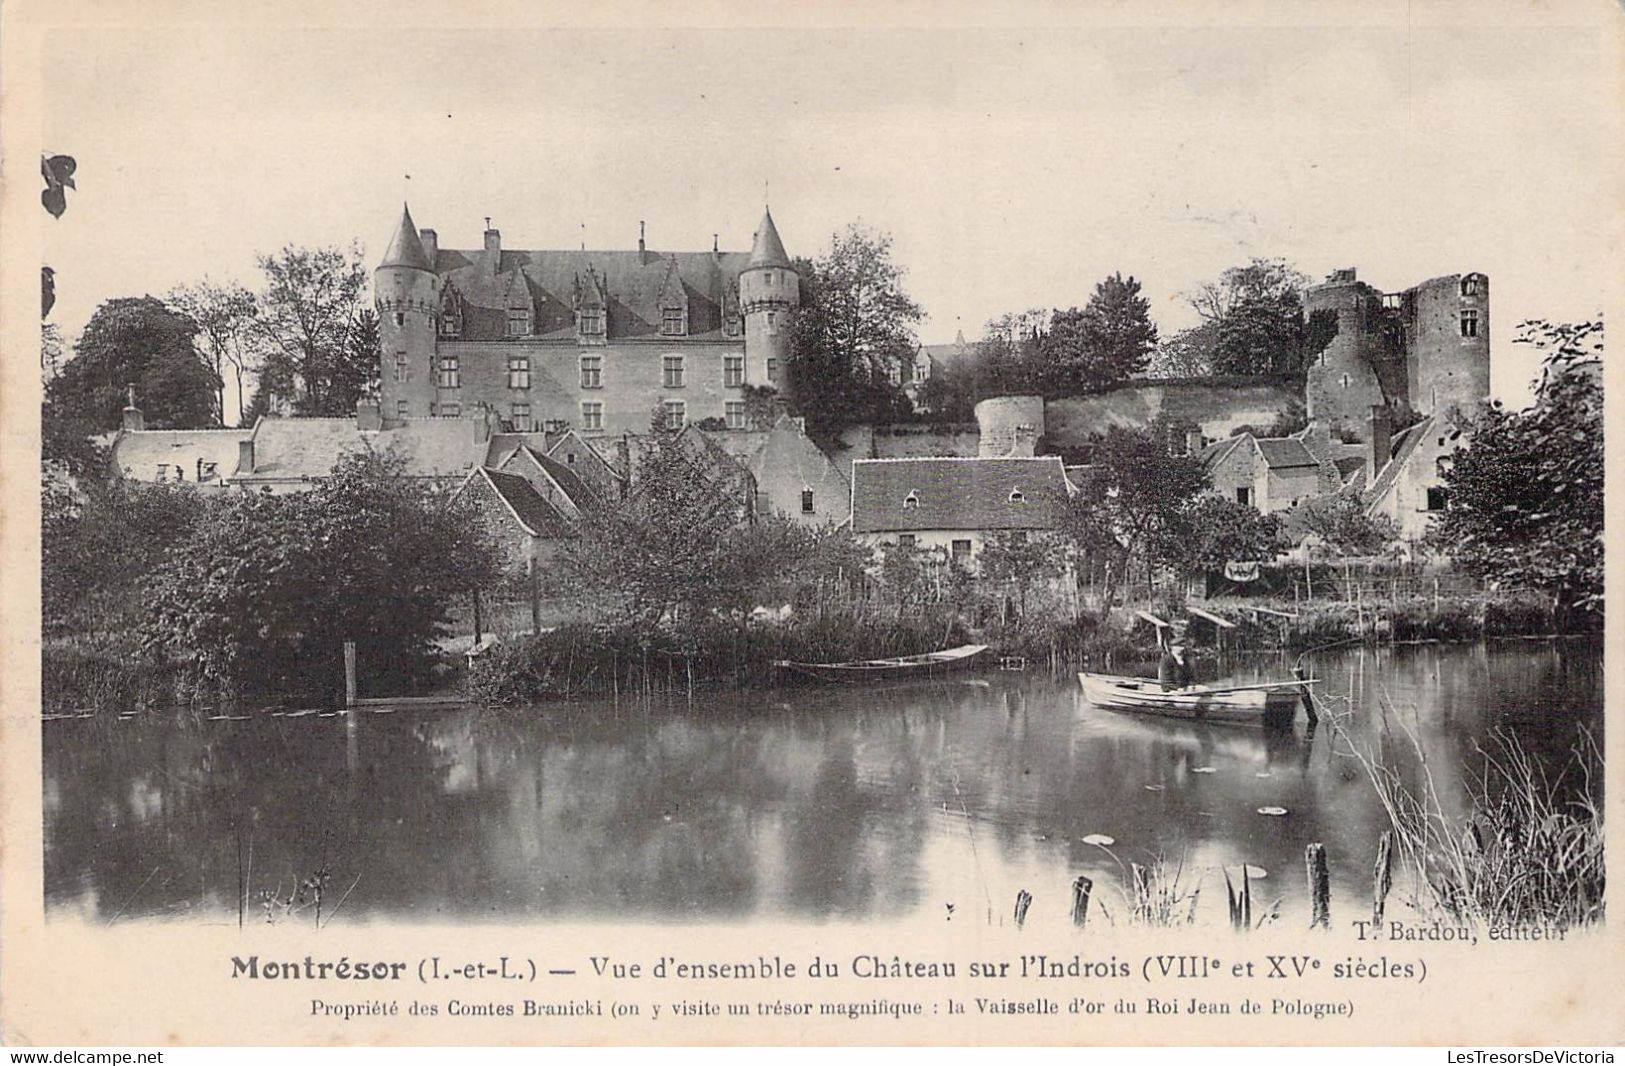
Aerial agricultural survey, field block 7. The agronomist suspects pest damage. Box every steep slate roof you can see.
[241,417,487,482]
[514,445,603,513]
[433,246,751,342]
[1200,436,1247,469]
[851,456,1070,534]
[380,204,433,271]
[111,428,250,484]
[1363,418,1441,514]
[469,468,572,538]
[748,207,791,268]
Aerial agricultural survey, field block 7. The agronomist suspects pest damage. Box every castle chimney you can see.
[1009,424,1038,458]
[419,228,438,267]
[483,221,500,258]
[1367,405,1393,484]
[1186,429,1204,456]
[121,383,144,432]
[356,398,382,432]
[238,438,255,475]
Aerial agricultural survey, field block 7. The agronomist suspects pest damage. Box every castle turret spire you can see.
[380,202,433,271]
[748,206,791,269]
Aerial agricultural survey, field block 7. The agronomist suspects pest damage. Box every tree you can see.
[1173,494,1281,577]
[254,243,369,417]
[785,225,923,436]
[142,451,502,701]
[979,530,1066,617]
[46,296,220,431]
[1148,321,1218,378]
[168,279,262,426]
[1185,257,1336,377]
[1041,273,1158,393]
[1058,427,1208,612]
[1188,257,1309,325]
[1295,494,1398,558]
[1429,319,1603,625]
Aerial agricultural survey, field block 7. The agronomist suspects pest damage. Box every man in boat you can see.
[1157,630,1196,691]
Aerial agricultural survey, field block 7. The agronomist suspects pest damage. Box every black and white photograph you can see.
[2,0,1618,1050]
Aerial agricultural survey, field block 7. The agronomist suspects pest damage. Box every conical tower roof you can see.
[748,206,790,269]
[380,203,433,271]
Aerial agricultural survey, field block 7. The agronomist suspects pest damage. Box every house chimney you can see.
[356,398,382,432]
[121,383,144,432]
[1367,405,1393,483]
[238,438,255,475]
[1009,424,1038,457]
[419,228,438,266]
[638,220,646,256]
[483,221,501,258]
[1186,429,1204,456]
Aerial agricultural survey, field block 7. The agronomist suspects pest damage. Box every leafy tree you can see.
[979,530,1067,616]
[254,243,370,417]
[1185,257,1336,377]
[1429,319,1603,625]
[168,279,262,426]
[142,451,502,701]
[1188,257,1309,325]
[1148,321,1218,378]
[1295,494,1398,558]
[786,225,922,436]
[1058,427,1208,613]
[1042,273,1158,393]
[1173,494,1281,577]
[46,296,221,431]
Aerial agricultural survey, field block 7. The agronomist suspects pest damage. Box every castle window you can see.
[663,400,686,430]
[1461,276,1481,297]
[663,354,685,389]
[508,354,531,390]
[903,491,920,509]
[724,313,742,338]
[801,488,815,514]
[397,400,409,419]
[579,354,603,389]
[767,357,779,383]
[661,307,686,336]
[766,311,779,335]
[394,351,408,382]
[766,271,776,286]
[1460,309,1480,338]
[581,402,603,431]
[723,354,744,387]
[394,312,404,327]
[510,403,532,431]
[506,308,530,337]
[440,403,461,418]
[437,354,460,389]
[439,315,459,337]
[725,401,746,429]
[579,308,605,337]
[1341,374,1350,389]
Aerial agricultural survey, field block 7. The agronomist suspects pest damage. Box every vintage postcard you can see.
[1,0,1620,1049]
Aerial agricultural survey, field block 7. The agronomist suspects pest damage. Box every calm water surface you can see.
[43,639,1601,927]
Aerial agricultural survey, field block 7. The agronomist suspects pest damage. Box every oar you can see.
[1188,679,1320,695]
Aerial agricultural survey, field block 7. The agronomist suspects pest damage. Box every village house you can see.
[849,455,1073,567]
[1200,430,1342,514]
[1356,410,1466,544]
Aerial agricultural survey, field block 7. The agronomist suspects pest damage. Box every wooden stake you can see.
[1307,842,1331,929]
[1014,889,1032,929]
[343,641,357,708]
[1372,831,1394,929]
[1070,876,1093,927]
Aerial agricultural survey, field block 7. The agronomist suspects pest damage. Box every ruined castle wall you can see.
[1043,381,1301,447]
[1304,276,1387,438]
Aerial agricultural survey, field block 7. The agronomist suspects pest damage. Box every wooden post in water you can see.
[1014,890,1032,929]
[343,641,357,708]
[1372,831,1394,929]
[1070,876,1093,927]
[1306,843,1331,929]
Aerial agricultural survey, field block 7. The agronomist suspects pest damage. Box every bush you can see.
[42,637,181,714]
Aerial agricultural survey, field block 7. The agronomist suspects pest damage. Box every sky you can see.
[35,4,1619,422]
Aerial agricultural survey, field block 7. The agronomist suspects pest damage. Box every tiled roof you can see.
[474,469,572,538]
[851,456,1070,533]
[110,428,250,484]
[434,245,753,342]
[1364,418,1433,512]
[516,445,602,513]
[1200,436,1246,468]
[241,417,486,481]
[1254,438,1318,469]
[380,204,433,271]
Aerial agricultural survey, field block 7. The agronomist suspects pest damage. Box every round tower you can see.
[738,206,799,388]
[975,395,1046,457]
[1407,272,1490,419]
[374,203,440,424]
[1303,268,1387,439]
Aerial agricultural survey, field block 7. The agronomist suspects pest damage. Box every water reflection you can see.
[43,639,1601,926]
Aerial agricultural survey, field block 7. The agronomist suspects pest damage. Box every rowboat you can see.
[774,643,989,682]
[1077,671,1314,725]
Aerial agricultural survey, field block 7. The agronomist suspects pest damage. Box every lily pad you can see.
[1081,834,1116,847]
[1256,806,1288,816]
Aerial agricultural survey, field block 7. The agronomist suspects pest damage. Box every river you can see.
[42,638,1601,928]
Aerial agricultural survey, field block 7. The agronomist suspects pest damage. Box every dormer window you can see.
[579,308,605,337]
[440,315,460,338]
[724,314,742,338]
[903,491,919,509]
[1009,489,1026,503]
[506,308,530,337]
[661,306,687,336]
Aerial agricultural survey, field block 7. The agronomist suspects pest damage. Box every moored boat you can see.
[1077,671,1314,725]
[774,643,989,683]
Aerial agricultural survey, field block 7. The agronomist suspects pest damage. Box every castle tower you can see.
[1303,268,1393,440]
[1405,272,1490,419]
[375,203,440,424]
[737,206,799,388]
